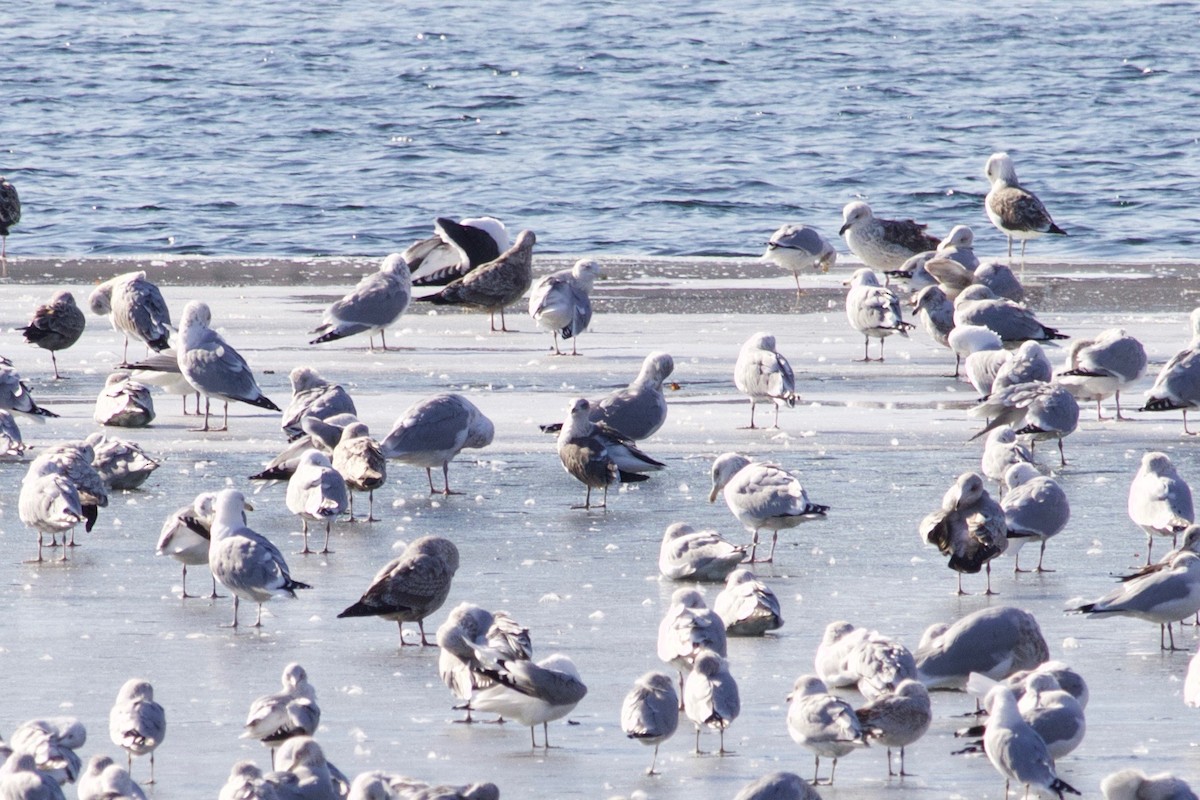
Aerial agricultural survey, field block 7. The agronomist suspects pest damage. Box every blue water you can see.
[3,0,1198,259]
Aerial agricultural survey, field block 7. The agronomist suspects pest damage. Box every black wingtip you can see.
[337,602,374,619]
[617,470,651,483]
[309,329,345,346]
[83,504,100,532]
[148,334,171,352]
[1049,223,1068,236]
[288,579,313,591]
[248,395,282,412]
[538,422,563,434]
[1141,397,1184,412]
[250,465,293,481]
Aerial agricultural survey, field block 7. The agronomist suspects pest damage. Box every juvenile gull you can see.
[309,253,411,350]
[761,223,837,299]
[527,258,601,355]
[981,685,1080,799]
[0,364,57,419]
[108,679,165,784]
[285,450,348,554]
[279,367,357,440]
[77,755,146,800]
[839,201,939,270]
[470,653,588,748]
[18,472,84,562]
[709,452,828,563]
[854,678,932,777]
[21,291,85,379]
[209,488,312,628]
[844,268,913,361]
[915,606,1049,690]
[1056,328,1147,420]
[1070,550,1200,651]
[984,152,1067,260]
[419,229,536,332]
[380,393,494,495]
[176,300,281,432]
[713,568,784,636]
[1101,769,1198,800]
[1141,308,1200,433]
[683,649,740,755]
[1002,463,1070,573]
[156,490,242,598]
[954,285,1068,346]
[93,372,155,428]
[970,381,1080,467]
[338,535,459,646]
[88,272,172,362]
[556,397,661,509]
[732,771,824,800]
[1128,451,1194,563]
[86,431,160,490]
[331,421,386,521]
[405,216,509,287]
[0,175,19,271]
[734,332,798,428]
[241,663,320,766]
[918,471,1008,595]
[658,522,746,583]
[621,671,679,775]
[981,427,1034,492]
[539,351,675,439]
[786,674,867,786]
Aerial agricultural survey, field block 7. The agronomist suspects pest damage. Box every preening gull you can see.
[709,452,828,563]
[839,201,939,270]
[1056,328,1147,420]
[683,649,740,754]
[846,631,918,701]
[948,324,1005,395]
[854,678,932,777]
[19,472,84,562]
[980,685,1079,799]
[87,431,160,490]
[436,603,533,724]
[419,229,536,332]
[156,490,245,598]
[539,351,675,440]
[93,372,155,428]
[470,653,588,748]
[915,606,1049,690]
[734,332,798,428]
[990,341,1053,398]
[77,754,146,800]
[0,753,66,799]
[786,674,867,786]
[1100,769,1198,800]
[911,285,956,369]
[762,223,837,299]
[713,568,783,637]
[919,471,1008,595]
[620,671,679,775]
[21,290,86,379]
[1002,462,1070,573]
[658,522,746,582]
[6,716,87,786]
[844,268,913,361]
[241,663,320,766]
[28,440,108,538]
[984,152,1067,260]
[556,397,661,509]
[251,412,358,482]
[309,253,411,351]
[527,258,601,355]
[218,762,273,800]
[87,272,172,362]
[279,367,357,440]
[0,175,19,273]
[970,381,1079,467]
[1128,451,1194,563]
[405,216,509,287]
[267,736,343,800]
[1070,550,1200,651]
[1140,307,1200,433]
[330,421,386,521]
[285,450,348,554]
[108,678,166,784]
[380,393,494,495]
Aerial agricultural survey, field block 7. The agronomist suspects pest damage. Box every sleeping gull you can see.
[981,427,1034,492]
[18,472,84,562]
[761,223,837,299]
[970,381,1080,467]
[108,678,166,784]
[937,224,981,270]
[0,753,66,799]
[981,685,1080,799]
[658,522,746,583]
[994,661,1090,711]
[309,253,411,351]
[984,152,1067,261]
[1002,463,1070,573]
[527,258,601,355]
[208,488,312,628]
[285,450,348,554]
[733,332,798,428]
[1017,673,1086,759]
[77,755,146,800]
[470,653,588,748]
[86,431,159,490]
[709,452,828,563]
[814,621,871,688]
[538,351,675,440]
[953,285,1068,346]
[990,341,1053,398]
[21,291,86,379]
[844,268,913,361]
[846,632,918,701]
[854,678,932,778]
[6,717,86,786]
[713,568,783,637]
[419,229,536,332]
[657,588,728,690]
[1128,451,1194,563]
[620,671,679,775]
[683,649,740,755]
[241,663,320,767]
[87,272,172,362]
[786,674,867,786]
[1070,550,1200,651]
[0,175,19,273]
[732,771,823,800]
[176,300,281,432]
[0,364,57,419]
[1141,308,1200,433]
[93,372,155,428]
[380,393,494,495]
[556,397,661,509]
[279,367,357,440]
[915,606,1049,690]
[267,736,342,800]
[1101,769,1198,800]
[405,216,509,287]
[156,490,245,598]
[1056,328,1147,420]
[338,535,459,646]
[838,201,939,270]
[331,421,386,521]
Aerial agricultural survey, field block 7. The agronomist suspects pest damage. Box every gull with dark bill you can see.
[419,229,536,332]
[984,152,1067,261]
[21,290,86,379]
[762,223,837,299]
[839,201,939,270]
[556,397,663,509]
[309,253,411,351]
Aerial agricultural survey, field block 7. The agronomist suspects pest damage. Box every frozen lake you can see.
[1,256,1199,798]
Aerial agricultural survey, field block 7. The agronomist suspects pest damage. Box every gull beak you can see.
[838,222,851,236]
[708,487,719,503]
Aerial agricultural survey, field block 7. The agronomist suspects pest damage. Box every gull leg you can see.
[442,462,461,495]
[299,519,313,554]
[956,572,967,596]
[320,519,334,554]
[222,595,241,628]
[367,489,378,521]
[51,352,62,380]
[425,467,437,493]
[1057,438,1066,467]
[1035,540,1054,572]
[984,561,997,595]
[764,531,779,563]
[647,742,660,775]
[181,564,196,599]
[254,602,264,627]
[209,574,222,599]
[419,619,435,646]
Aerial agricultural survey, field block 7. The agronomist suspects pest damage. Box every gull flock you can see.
[1,153,1200,800]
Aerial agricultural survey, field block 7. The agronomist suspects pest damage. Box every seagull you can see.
[1056,328,1147,420]
[984,152,1067,261]
[1003,463,1070,573]
[658,522,746,583]
[309,253,412,350]
[0,364,57,419]
[954,285,1069,346]
[994,661,1090,711]
[219,762,276,800]
[119,349,200,416]
[990,341,1053,399]
[845,268,913,361]
[77,755,146,800]
[709,452,828,562]
[87,272,172,362]
[0,753,66,800]
[915,606,1049,690]
[981,427,1034,493]
[1016,673,1087,760]
[156,490,246,599]
[86,431,160,490]
[970,381,1080,467]
[1101,769,1198,800]
[846,632,918,701]
[338,535,459,646]
[286,450,348,554]
[950,324,1007,395]
[6,717,87,786]
[404,216,509,287]
[208,488,312,628]
[176,300,281,431]
[814,621,871,688]
[108,679,166,784]
[250,412,358,482]
[1128,451,1194,563]
[528,258,601,355]
[436,603,533,724]
[419,229,536,332]
[683,649,740,755]
[657,588,728,691]
[279,367,357,440]
[911,285,956,368]
[713,568,783,637]
[761,223,837,299]
[331,421,386,521]
[937,224,981,269]
[93,372,156,428]
[538,351,675,440]
[18,472,84,562]
[381,393,494,495]
[732,771,824,800]
[980,685,1079,800]
[839,201,940,270]
[786,674,868,786]
[241,663,320,767]
[733,332,798,428]
[267,736,343,800]
[28,440,108,539]
[470,653,588,748]
[21,291,86,379]
[0,409,24,458]
[0,175,20,275]
[1141,308,1200,433]
[854,679,932,777]
[556,397,661,509]
[1070,550,1200,651]
[621,671,679,775]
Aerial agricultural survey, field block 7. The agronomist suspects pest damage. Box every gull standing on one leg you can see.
[762,223,837,299]
[845,268,913,362]
[733,332,798,429]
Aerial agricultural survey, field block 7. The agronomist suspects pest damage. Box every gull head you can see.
[839,201,873,236]
[985,152,1019,186]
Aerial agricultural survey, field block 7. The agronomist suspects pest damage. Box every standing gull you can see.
[93,372,155,428]
[854,679,932,777]
[331,421,386,521]
[709,452,828,563]
[1002,463,1070,573]
[120,349,200,415]
[1056,328,1147,420]
[176,300,281,432]
[915,606,1049,690]
[762,223,837,299]
[1070,550,1200,651]
[29,440,108,538]
[839,201,939,270]
[0,175,20,274]
[657,588,728,691]
[470,653,588,749]
[981,685,1079,799]
[981,427,1034,492]
[405,216,509,287]
[911,285,956,370]
[19,473,84,562]
[21,291,86,379]
[621,671,679,775]
[658,522,746,583]
[279,367,357,440]
[1128,451,1194,563]
[970,381,1080,467]
[436,603,533,723]
[528,258,601,355]
[786,674,868,786]
[156,490,243,598]
[734,332,798,428]
[309,253,412,351]
[87,272,172,362]
[538,351,675,440]
[241,663,320,767]
[338,535,459,646]
[419,229,536,332]
[0,364,57,419]
[1141,307,1200,433]
[954,285,1068,346]
[713,568,784,636]
[949,324,1005,395]
[556,397,661,509]
[984,152,1067,260]
[108,679,165,784]
[845,268,913,361]
[285,450,348,554]
[683,649,740,755]
[380,393,494,495]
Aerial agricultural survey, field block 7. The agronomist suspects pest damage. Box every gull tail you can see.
[1141,396,1187,412]
[148,333,171,352]
[538,422,563,434]
[337,600,382,618]
[1051,777,1081,797]
[1048,223,1068,236]
[617,470,650,483]
[245,394,282,412]
[284,577,313,593]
